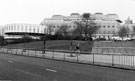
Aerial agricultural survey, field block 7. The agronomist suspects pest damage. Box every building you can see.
[0,26,5,36]
[4,24,47,40]
[40,12,122,39]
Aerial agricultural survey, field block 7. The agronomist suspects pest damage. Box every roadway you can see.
[0,53,135,81]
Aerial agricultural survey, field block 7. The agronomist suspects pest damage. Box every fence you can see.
[0,47,135,70]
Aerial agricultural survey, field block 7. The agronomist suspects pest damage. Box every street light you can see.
[70,32,74,57]
[43,28,46,54]
[23,34,29,52]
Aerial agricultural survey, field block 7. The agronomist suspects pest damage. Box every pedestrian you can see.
[75,43,80,56]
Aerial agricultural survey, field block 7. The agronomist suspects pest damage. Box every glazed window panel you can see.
[37,29,39,33]
[33,29,35,33]
[8,26,10,30]
[108,31,110,34]
[103,31,106,34]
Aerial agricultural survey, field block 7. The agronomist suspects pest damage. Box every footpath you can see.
[0,47,135,70]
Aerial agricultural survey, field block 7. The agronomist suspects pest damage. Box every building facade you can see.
[0,26,5,36]
[40,12,122,40]
[4,24,47,39]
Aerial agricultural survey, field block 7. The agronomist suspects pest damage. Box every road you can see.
[0,53,135,81]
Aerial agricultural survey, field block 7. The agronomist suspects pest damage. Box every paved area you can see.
[0,53,135,81]
[0,48,135,69]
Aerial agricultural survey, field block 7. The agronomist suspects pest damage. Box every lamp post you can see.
[70,33,74,57]
[43,28,46,54]
[23,34,28,52]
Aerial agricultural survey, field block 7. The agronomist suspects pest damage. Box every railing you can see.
[0,47,135,70]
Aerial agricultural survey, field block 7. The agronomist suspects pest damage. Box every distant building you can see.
[40,12,122,39]
[0,26,5,36]
[4,24,47,40]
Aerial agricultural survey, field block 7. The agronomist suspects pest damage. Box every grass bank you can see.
[4,40,94,52]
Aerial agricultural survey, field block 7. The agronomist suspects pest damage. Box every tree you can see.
[132,26,135,36]
[55,24,69,39]
[74,13,98,41]
[21,35,33,43]
[0,36,5,46]
[47,24,54,35]
[118,26,129,40]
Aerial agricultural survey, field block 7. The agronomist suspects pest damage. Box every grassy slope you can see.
[4,40,94,52]
[4,40,135,52]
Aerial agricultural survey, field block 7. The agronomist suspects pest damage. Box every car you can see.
[123,37,131,41]
[111,36,122,41]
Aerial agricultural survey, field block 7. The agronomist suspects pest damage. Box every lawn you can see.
[5,40,135,53]
[4,40,94,52]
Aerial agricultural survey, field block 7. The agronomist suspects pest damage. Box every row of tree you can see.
[46,13,135,41]
[46,13,99,41]
[118,26,135,40]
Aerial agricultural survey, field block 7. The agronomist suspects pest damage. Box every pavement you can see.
[0,48,135,69]
[0,53,135,81]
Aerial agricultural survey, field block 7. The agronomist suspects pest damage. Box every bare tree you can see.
[46,24,54,35]
[74,13,98,41]
[55,24,69,37]
[118,26,129,40]
[132,26,135,36]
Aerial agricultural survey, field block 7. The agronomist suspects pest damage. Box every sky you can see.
[0,0,135,25]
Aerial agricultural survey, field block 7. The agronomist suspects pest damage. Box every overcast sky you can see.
[1,0,135,25]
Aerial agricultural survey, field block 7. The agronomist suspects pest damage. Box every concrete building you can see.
[0,26,5,36]
[40,12,122,39]
[4,24,47,39]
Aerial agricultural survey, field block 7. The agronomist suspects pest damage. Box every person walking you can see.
[75,43,80,56]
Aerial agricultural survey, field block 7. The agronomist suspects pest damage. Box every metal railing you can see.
[0,47,135,70]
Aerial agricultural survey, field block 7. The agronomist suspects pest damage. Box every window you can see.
[103,26,106,28]
[18,26,19,30]
[14,26,16,30]
[103,31,106,34]
[112,26,115,28]
[108,26,110,28]
[33,29,35,33]
[29,28,31,32]
[8,26,10,30]
[37,29,39,33]
[11,26,13,30]
[113,31,115,34]
[21,25,23,30]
